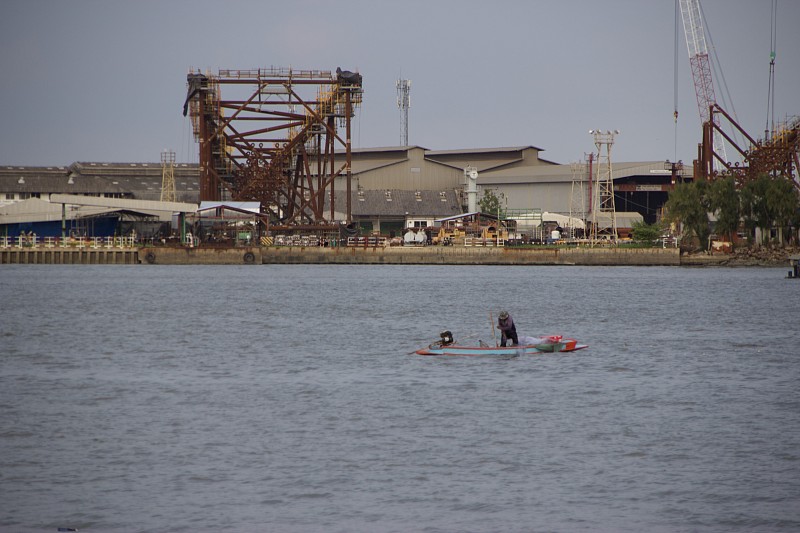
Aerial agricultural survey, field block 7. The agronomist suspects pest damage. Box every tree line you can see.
[657,174,800,250]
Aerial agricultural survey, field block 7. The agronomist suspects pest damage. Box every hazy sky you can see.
[1,0,797,167]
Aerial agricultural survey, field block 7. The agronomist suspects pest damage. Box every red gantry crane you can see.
[679,0,728,169]
[679,1,799,188]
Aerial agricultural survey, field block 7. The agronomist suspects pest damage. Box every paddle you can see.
[489,311,497,347]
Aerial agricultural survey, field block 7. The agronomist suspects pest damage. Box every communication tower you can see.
[588,130,619,245]
[160,150,176,202]
[568,161,586,239]
[397,79,411,146]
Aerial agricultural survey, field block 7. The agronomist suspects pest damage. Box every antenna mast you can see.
[397,78,411,146]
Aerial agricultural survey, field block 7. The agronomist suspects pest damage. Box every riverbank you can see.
[254,245,681,266]
[681,246,799,267]
[4,244,795,267]
[126,245,680,266]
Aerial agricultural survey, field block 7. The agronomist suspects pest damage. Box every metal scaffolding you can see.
[589,130,619,245]
[568,160,587,239]
[160,150,176,203]
[183,67,364,228]
[697,105,800,190]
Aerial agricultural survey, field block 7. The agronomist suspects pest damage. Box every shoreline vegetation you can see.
[682,245,798,267]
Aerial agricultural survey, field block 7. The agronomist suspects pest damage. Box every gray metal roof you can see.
[0,161,200,200]
[425,145,546,155]
[0,197,122,224]
[328,189,462,218]
[348,146,430,154]
[49,194,198,214]
[198,201,260,213]
[477,161,692,185]
[0,166,126,195]
[69,162,200,201]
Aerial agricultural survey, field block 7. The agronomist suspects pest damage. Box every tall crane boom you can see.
[679,0,727,167]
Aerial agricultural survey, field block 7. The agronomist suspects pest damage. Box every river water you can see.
[1,264,799,532]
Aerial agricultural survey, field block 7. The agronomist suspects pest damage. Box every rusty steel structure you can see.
[183,67,363,228]
[696,104,800,191]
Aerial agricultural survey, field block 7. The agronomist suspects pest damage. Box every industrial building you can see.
[1,146,689,239]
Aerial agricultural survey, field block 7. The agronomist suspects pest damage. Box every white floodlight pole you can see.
[588,130,619,246]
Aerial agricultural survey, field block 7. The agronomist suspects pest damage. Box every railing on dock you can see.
[264,235,390,247]
[347,236,388,247]
[0,236,136,249]
[0,236,139,264]
[464,238,505,247]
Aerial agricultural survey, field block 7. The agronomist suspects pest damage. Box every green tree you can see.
[766,177,800,244]
[631,221,665,245]
[707,176,740,241]
[664,179,710,250]
[741,175,772,245]
[478,189,505,219]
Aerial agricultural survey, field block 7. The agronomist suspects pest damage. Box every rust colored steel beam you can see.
[695,104,799,188]
[185,67,363,225]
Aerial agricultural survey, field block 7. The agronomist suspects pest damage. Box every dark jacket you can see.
[498,316,516,335]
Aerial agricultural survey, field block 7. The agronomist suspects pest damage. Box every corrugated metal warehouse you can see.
[1,146,690,235]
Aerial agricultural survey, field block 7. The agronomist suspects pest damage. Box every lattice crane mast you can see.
[679,0,728,169]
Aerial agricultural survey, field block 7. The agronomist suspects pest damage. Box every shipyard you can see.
[2,3,799,267]
[4,3,800,533]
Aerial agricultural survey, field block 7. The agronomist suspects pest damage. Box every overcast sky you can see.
[1,0,797,167]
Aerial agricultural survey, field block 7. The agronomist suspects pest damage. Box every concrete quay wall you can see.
[139,246,262,265]
[1,245,680,266]
[1,248,138,264]
[259,246,681,266]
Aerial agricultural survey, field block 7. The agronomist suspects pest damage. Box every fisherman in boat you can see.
[428,330,455,349]
[497,311,518,347]
[435,330,454,347]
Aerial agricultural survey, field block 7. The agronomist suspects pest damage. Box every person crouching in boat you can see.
[497,311,518,347]
[431,330,455,348]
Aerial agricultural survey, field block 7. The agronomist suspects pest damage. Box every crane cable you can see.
[766,0,777,140]
[673,0,680,162]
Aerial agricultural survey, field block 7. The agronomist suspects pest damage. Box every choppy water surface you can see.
[1,264,799,532]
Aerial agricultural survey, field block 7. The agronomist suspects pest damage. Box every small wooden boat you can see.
[415,335,588,356]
